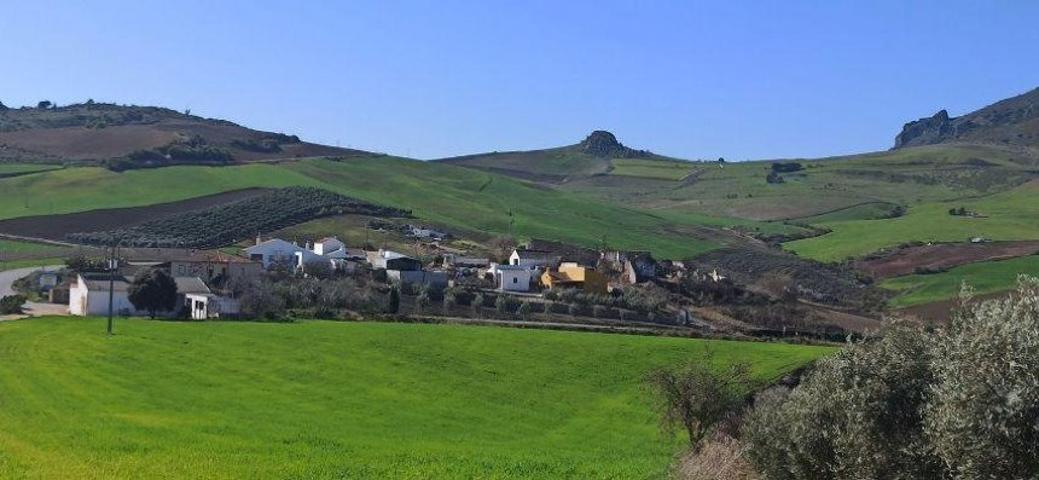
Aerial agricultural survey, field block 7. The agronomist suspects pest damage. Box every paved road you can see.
[0,265,67,318]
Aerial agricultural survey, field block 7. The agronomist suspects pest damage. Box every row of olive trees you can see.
[741,277,1039,479]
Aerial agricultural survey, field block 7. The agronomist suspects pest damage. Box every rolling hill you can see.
[0,101,363,166]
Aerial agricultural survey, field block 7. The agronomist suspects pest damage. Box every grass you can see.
[0,239,68,256]
[0,257,65,272]
[0,318,831,479]
[785,180,1039,262]
[880,254,1039,308]
[0,163,60,176]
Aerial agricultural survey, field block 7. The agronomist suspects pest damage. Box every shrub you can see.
[495,295,508,314]
[0,295,27,314]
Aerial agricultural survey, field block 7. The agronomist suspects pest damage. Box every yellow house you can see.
[540,262,608,294]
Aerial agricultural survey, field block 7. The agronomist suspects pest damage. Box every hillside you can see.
[438,130,690,182]
[0,101,362,166]
[0,317,829,478]
[894,86,1039,149]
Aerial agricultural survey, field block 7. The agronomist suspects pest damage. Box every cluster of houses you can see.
[61,233,667,318]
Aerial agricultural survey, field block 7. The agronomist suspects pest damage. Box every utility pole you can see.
[107,242,117,336]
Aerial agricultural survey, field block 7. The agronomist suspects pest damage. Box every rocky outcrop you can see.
[578,130,650,158]
[893,87,1039,149]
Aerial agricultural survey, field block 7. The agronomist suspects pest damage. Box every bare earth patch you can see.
[857,240,1039,279]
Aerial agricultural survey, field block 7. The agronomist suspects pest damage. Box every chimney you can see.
[255,232,262,246]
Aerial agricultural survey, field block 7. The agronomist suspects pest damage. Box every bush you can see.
[0,295,27,314]
[517,301,531,321]
[127,269,179,318]
[742,277,1039,479]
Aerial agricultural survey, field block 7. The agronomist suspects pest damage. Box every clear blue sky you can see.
[1,1,1036,160]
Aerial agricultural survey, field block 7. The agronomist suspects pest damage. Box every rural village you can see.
[1,4,1037,477]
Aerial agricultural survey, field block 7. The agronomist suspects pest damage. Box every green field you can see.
[786,181,1039,262]
[0,158,743,258]
[0,239,68,256]
[0,164,61,176]
[0,318,830,478]
[881,254,1039,308]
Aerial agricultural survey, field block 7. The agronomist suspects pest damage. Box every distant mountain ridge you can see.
[894,87,1039,149]
[0,101,363,167]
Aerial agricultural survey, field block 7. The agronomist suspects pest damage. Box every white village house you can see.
[245,238,320,268]
[489,263,532,292]
[69,274,140,316]
[185,293,240,320]
[509,249,558,270]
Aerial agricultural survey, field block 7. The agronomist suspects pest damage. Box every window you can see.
[513,277,518,284]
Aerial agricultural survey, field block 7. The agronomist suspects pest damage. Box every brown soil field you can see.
[857,240,1039,279]
[0,188,269,241]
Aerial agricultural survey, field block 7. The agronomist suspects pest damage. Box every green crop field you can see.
[785,180,1039,262]
[0,318,830,478]
[881,254,1039,308]
[0,239,68,256]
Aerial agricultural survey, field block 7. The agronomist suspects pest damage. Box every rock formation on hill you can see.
[894,87,1039,149]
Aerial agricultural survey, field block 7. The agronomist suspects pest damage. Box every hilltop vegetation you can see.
[0,317,829,478]
[894,86,1039,149]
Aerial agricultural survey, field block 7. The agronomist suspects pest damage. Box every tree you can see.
[239,280,287,320]
[925,277,1039,478]
[517,301,531,321]
[387,286,400,314]
[0,100,8,111]
[471,292,485,316]
[415,284,431,314]
[741,279,1039,480]
[645,351,750,450]
[127,269,178,318]
[495,294,508,315]
[37,100,52,109]
[442,288,457,315]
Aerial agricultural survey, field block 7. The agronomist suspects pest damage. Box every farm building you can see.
[312,237,345,256]
[245,238,320,268]
[69,273,139,316]
[541,263,608,294]
[368,249,423,271]
[185,293,240,320]
[603,251,658,284]
[490,264,533,292]
[167,251,261,283]
[445,255,490,269]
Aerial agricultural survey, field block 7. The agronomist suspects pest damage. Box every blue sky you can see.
[1,1,1036,160]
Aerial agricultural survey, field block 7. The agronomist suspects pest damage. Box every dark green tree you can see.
[387,286,400,314]
[127,269,178,318]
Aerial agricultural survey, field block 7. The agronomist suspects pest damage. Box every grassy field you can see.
[0,239,69,256]
[881,254,1039,308]
[0,164,61,176]
[786,180,1039,262]
[0,318,830,479]
[610,158,694,180]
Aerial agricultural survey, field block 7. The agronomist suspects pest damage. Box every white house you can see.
[69,274,141,316]
[312,237,345,256]
[185,293,240,320]
[509,249,558,270]
[245,238,320,269]
[490,263,532,292]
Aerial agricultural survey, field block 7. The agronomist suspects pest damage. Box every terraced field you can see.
[0,317,831,478]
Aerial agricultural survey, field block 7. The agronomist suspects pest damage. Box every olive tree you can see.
[645,351,750,450]
[925,278,1039,478]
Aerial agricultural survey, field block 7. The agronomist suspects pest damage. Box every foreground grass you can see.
[0,318,830,479]
[881,254,1039,308]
